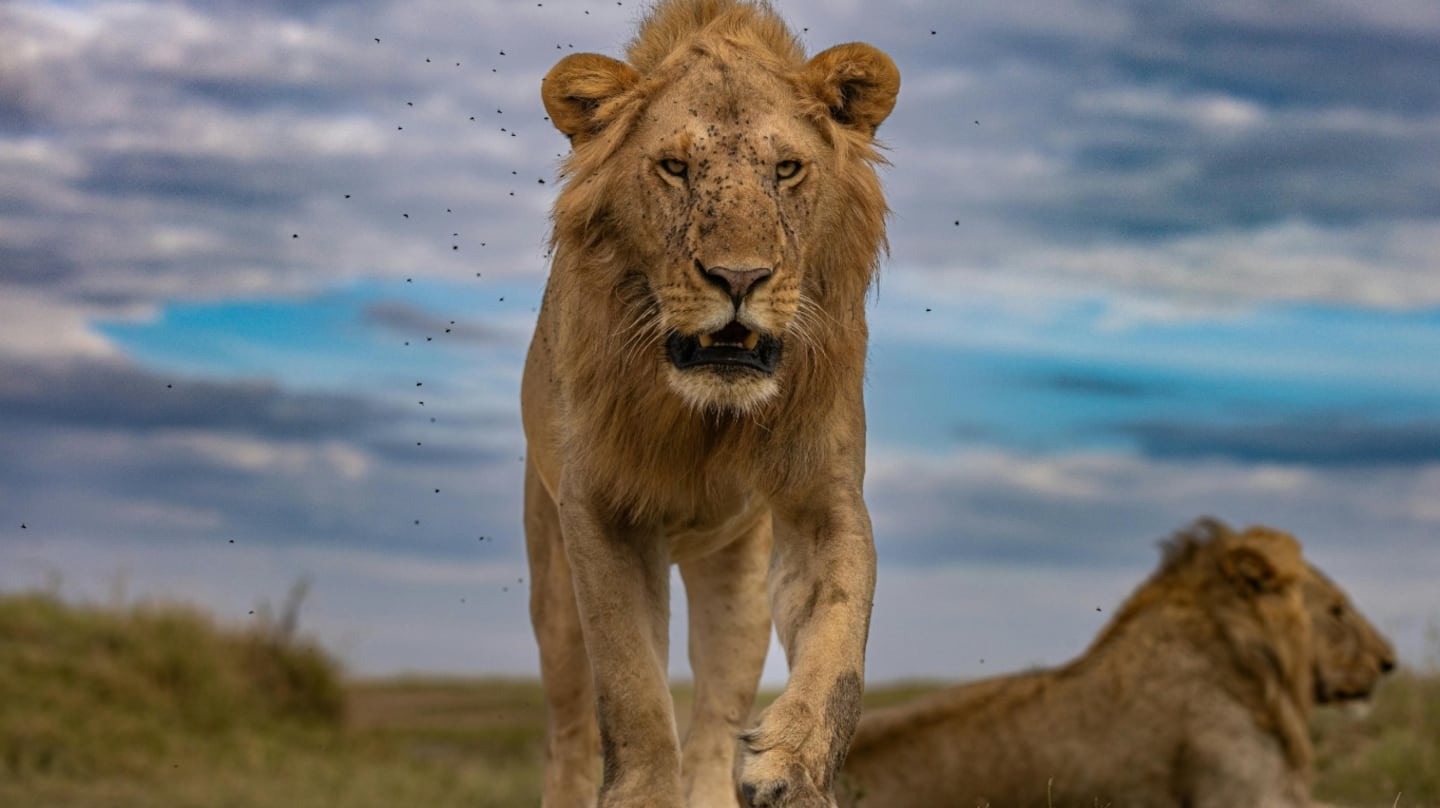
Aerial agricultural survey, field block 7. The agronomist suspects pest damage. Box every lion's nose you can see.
[1380,656,1396,674]
[701,263,772,305]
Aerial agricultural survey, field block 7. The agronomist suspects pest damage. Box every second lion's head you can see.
[542,0,899,414]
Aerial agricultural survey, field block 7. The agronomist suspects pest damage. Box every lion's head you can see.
[541,0,898,413]
[1146,518,1395,770]
[1303,563,1396,704]
[1119,519,1317,768]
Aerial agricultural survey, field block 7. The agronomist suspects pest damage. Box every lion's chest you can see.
[664,492,769,564]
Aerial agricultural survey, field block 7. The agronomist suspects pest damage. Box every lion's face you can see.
[543,38,898,413]
[1303,564,1396,703]
[621,58,826,411]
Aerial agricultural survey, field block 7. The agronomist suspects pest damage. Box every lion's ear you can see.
[1223,546,1283,594]
[802,43,900,136]
[542,53,640,145]
[1222,530,1301,595]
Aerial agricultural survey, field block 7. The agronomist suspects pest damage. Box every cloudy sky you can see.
[2,0,1438,685]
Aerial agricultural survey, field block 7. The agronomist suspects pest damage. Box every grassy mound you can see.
[0,590,536,808]
[0,590,344,778]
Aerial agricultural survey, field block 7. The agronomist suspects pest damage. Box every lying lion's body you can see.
[840,520,1395,808]
[522,1,898,805]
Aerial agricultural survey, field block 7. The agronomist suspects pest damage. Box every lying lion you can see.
[839,519,1395,808]
[521,0,899,805]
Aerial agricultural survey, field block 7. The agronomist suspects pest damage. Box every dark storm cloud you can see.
[185,0,388,20]
[0,89,37,133]
[1040,118,1440,239]
[4,0,1438,311]
[0,246,81,286]
[362,301,510,345]
[868,0,1440,280]
[0,417,526,556]
[0,356,396,438]
[175,78,355,113]
[79,152,305,210]
[0,353,526,556]
[365,436,514,467]
[1024,371,1171,399]
[1121,418,1440,467]
[1113,7,1440,115]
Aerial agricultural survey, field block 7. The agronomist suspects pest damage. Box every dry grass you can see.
[1,591,1435,807]
[1312,669,1440,807]
[0,591,530,807]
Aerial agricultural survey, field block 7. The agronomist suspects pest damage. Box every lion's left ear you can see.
[1223,546,1283,594]
[802,43,900,136]
[1222,529,1301,595]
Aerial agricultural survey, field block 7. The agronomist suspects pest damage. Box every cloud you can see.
[1120,418,1440,467]
[1022,370,1172,399]
[865,445,1440,568]
[79,151,308,209]
[0,0,577,320]
[0,290,122,360]
[362,300,511,345]
[2,0,1436,330]
[861,1,1440,309]
[0,356,396,437]
[0,353,526,558]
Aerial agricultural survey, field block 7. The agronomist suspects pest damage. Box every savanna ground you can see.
[1,591,1435,807]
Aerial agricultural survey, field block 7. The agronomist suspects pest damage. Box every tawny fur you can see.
[839,519,1396,808]
[1304,562,1396,706]
[521,1,899,806]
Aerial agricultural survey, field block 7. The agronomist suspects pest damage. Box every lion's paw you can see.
[738,755,834,808]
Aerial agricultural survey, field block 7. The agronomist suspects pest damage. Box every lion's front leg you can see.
[526,462,601,807]
[559,479,684,806]
[679,515,773,807]
[738,486,875,808]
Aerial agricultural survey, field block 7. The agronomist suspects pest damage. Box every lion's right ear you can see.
[542,53,640,145]
[802,43,901,137]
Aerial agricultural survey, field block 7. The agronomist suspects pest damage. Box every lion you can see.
[519,0,899,805]
[838,519,1396,808]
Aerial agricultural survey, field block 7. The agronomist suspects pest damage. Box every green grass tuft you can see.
[0,591,343,779]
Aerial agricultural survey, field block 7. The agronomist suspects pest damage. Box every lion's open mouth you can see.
[666,321,781,373]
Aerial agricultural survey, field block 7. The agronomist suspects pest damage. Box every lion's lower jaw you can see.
[665,366,780,415]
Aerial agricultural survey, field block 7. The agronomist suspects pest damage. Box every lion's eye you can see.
[776,160,803,181]
[659,158,688,178]
[1330,604,1345,618]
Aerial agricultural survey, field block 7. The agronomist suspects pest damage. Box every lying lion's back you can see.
[842,609,1288,807]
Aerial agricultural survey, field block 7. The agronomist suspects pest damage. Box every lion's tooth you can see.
[698,333,715,348]
[742,331,759,350]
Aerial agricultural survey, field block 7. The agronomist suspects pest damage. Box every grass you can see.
[1313,670,1440,807]
[1,590,1436,807]
[0,590,530,807]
